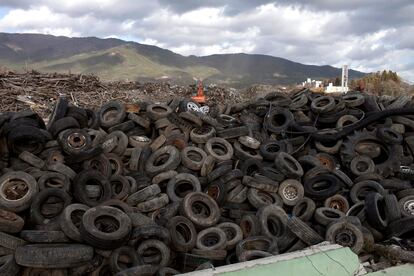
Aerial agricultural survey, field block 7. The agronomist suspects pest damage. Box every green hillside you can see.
[0,33,366,87]
[30,45,219,82]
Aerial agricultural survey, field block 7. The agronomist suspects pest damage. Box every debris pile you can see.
[0,87,413,275]
[0,71,243,119]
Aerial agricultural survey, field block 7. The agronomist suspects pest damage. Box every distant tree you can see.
[381,70,387,81]
[391,71,399,82]
[334,76,341,86]
[360,80,366,91]
[350,70,406,95]
[349,79,364,92]
[383,80,401,96]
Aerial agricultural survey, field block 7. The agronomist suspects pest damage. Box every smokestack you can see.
[341,65,348,93]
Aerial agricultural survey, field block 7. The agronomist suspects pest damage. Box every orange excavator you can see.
[191,80,206,104]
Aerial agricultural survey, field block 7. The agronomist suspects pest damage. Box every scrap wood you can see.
[0,70,246,118]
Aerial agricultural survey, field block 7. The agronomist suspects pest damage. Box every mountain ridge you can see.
[0,32,366,87]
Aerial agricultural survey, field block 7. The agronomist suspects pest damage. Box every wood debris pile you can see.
[0,71,244,118]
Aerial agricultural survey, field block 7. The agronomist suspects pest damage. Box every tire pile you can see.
[0,89,413,275]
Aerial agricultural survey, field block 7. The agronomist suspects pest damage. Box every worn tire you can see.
[167,216,197,252]
[292,197,316,221]
[181,192,221,228]
[257,205,289,240]
[73,170,112,207]
[365,192,388,230]
[60,203,90,242]
[30,188,72,227]
[314,207,345,226]
[80,206,132,249]
[0,171,38,212]
[137,239,171,267]
[0,254,20,275]
[278,179,304,206]
[15,244,94,268]
[287,217,324,246]
[20,230,69,243]
[99,101,126,128]
[204,138,234,161]
[326,221,364,254]
[0,209,24,233]
[196,227,227,250]
[145,146,181,176]
[109,246,141,273]
[181,146,207,171]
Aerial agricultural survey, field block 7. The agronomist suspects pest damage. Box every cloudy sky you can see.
[0,1,413,81]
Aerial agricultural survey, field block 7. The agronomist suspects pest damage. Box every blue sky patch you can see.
[0,7,10,19]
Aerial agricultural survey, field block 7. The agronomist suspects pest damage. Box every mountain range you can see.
[0,32,365,87]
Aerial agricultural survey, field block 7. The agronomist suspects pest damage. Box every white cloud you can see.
[0,6,77,35]
[0,6,137,38]
[0,1,413,80]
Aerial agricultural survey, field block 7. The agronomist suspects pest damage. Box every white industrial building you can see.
[302,78,323,88]
[325,65,349,93]
[325,82,349,93]
[302,65,350,93]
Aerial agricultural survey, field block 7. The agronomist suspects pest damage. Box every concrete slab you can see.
[181,244,361,276]
[367,264,414,275]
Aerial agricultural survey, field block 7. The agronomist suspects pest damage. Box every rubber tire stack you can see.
[0,90,413,275]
